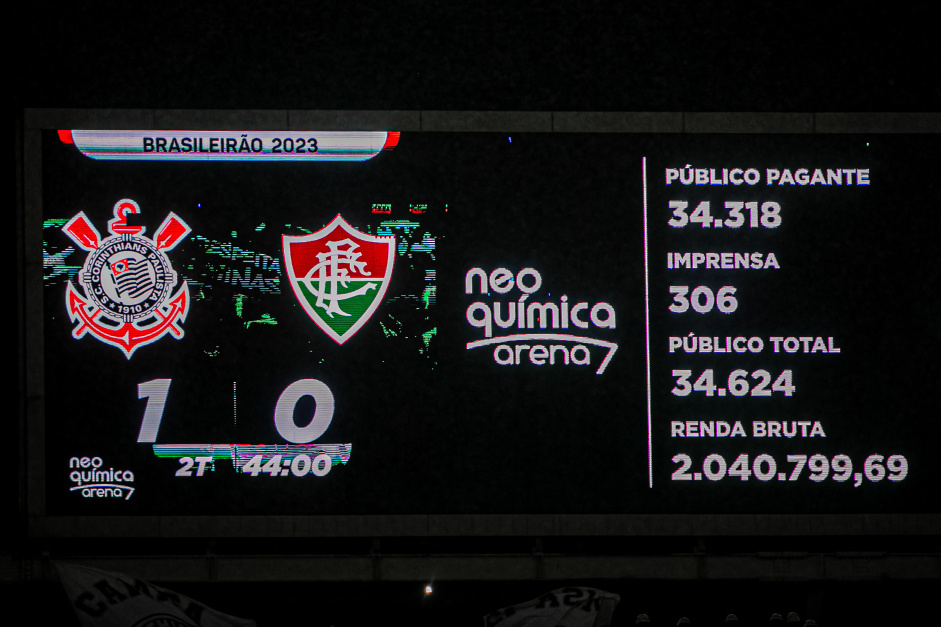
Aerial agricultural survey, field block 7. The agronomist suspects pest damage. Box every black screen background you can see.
[41,131,940,515]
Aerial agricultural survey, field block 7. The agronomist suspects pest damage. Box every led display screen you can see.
[36,128,939,517]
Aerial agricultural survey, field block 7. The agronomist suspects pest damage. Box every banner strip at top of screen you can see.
[58,130,400,161]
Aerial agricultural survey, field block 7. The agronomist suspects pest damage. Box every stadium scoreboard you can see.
[24,114,939,531]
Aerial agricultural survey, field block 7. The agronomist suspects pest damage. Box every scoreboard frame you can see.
[20,108,941,539]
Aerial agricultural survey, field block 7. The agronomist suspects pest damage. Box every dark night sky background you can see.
[10,3,940,626]
[11,2,940,112]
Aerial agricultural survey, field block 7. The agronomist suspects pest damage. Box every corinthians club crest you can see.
[63,199,191,358]
[283,215,395,344]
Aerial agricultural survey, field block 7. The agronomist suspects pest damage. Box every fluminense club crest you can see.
[283,215,395,344]
[63,199,191,358]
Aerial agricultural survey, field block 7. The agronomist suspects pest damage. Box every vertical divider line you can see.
[642,157,653,488]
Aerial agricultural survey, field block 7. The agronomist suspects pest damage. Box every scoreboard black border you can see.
[21,109,941,538]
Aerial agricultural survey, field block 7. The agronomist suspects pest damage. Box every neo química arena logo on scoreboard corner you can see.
[68,455,136,500]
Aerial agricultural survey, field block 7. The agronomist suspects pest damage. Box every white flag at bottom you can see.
[56,563,257,627]
[484,587,620,627]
